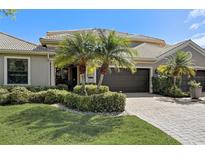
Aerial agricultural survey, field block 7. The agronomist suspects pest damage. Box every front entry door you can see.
[70,66,77,90]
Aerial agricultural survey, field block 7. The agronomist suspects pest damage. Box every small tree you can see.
[0,9,17,19]
[54,32,97,95]
[96,30,137,90]
[157,51,196,86]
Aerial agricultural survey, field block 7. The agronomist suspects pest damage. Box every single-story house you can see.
[1,28,205,93]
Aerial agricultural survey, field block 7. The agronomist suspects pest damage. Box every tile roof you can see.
[0,32,52,52]
[41,28,165,44]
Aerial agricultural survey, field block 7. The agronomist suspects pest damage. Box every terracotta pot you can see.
[190,87,202,99]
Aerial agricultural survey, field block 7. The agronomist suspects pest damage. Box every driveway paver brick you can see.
[125,93,205,145]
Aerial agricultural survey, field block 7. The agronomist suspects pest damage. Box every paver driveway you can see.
[125,93,205,145]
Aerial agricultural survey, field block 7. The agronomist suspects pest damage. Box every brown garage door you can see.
[97,68,150,92]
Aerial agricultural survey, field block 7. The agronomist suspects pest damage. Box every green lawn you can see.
[0,104,180,145]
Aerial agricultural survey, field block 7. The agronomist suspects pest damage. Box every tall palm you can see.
[157,51,196,86]
[54,32,97,95]
[96,30,137,90]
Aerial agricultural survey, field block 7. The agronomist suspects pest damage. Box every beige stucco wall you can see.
[0,53,51,86]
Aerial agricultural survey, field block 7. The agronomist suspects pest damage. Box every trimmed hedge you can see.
[0,84,68,92]
[73,85,109,95]
[44,89,69,104]
[0,88,9,105]
[64,92,126,112]
[0,88,8,95]
[8,87,32,105]
[64,93,92,111]
[0,86,125,113]
[29,89,69,104]
[29,91,48,103]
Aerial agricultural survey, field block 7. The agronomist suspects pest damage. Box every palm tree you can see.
[157,51,196,86]
[54,32,97,95]
[96,30,137,90]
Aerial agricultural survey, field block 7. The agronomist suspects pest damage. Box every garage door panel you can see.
[97,68,150,92]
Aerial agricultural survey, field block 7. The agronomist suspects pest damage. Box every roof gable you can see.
[154,40,205,63]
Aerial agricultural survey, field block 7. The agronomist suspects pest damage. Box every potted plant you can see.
[188,80,202,99]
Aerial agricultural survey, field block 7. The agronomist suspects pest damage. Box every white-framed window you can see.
[86,67,96,83]
[4,56,31,85]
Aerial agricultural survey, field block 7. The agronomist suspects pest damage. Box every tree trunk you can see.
[79,64,87,95]
[173,76,177,86]
[97,74,104,91]
[97,63,109,92]
[80,73,87,95]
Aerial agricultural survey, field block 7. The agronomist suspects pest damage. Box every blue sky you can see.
[1,9,205,46]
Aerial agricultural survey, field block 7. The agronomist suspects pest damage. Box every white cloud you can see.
[189,9,205,19]
[185,9,205,23]
[191,33,205,47]
[189,19,205,30]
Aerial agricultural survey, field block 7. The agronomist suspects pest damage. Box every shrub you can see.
[0,85,68,92]
[0,88,9,95]
[64,92,126,113]
[64,93,91,111]
[0,85,16,92]
[44,89,69,104]
[29,91,48,103]
[167,85,189,98]
[91,92,126,112]
[152,76,172,96]
[188,80,201,89]
[8,87,31,104]
[152,76,188,97]
[0,94,9,105]
[73,85,109,95]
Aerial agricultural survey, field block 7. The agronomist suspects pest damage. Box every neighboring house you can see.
[1,29,205,93]
[0,32,55,87]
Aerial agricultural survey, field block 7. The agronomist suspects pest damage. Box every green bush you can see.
[152,76,172,95]
[64,93,91,111]
[152,76,188,97]
[29,91,47,103]
[73,85,109,95]
[168,85,189,98]
[44,89,69,104]
[0,88,9,105]
[0,94,9,105]
[91,92,126,112]
[64,92,126,113]
[0,88,9,95]
[29,89,69,104]
[0,85,68,92]
[8,87,31,104]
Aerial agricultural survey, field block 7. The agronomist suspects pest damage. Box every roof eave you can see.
[0,49,56,56]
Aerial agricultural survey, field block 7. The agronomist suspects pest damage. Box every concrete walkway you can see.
[125,93,205,145]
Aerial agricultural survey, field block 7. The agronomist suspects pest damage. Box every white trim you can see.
[194,66,205,70]
[4,56,31,85]
[85,67,96,84]
[50,59,55,86]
